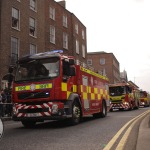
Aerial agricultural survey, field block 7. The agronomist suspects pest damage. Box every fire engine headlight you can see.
[141,102,145,105]
[52,104,58,114]
[124,102,129,105]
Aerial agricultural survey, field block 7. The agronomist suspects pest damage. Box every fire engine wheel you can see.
[100,100,107,118]
[93,100,107,118]
[21,121,36,128]
[70,101,81,125]
[128,102,133,111]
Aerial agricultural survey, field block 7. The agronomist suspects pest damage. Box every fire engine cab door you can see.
[82,75,90,110]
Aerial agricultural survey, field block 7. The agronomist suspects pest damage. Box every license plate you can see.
[26,113,40,117]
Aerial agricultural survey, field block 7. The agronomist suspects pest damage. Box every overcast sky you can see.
[57,0,150,92]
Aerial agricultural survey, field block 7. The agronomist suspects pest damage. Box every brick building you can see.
[87,51,120,84]
[0,0,87,89]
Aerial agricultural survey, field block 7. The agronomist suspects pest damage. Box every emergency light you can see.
[50,50,63,53]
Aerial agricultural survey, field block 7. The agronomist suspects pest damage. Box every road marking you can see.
[103,110,150,150]
[116,110,150,150]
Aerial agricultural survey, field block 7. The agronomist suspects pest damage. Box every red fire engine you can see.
[139,90,150,107]
[11,50,110,127]
[109,82,140,111]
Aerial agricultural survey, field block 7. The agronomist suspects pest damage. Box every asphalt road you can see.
[0,107,149,150]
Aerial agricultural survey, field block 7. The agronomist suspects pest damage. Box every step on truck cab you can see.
[10,50,110,127]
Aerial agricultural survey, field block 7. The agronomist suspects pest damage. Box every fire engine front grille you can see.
[18,108,49,113]
[17,91,50,100]
[111,100,122,104]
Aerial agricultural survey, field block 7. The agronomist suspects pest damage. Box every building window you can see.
[11,37,19,64]
[82,30,85,40]
[12,8,20,30]
[49,6,55,20]
[87,59,92,66]
[50,25,55,44]
[30,44,37,55]
[75,24,78,34]
[63,32,68,49]
[29,17,36,36]
[63,14,67,28]
[76,39,79,54]
[102,68,106,75]
[82,44,85,58]
[100,58,105,65]
[30,0,36,11]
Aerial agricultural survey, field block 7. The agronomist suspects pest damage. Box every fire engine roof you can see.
[18,50,63,63]
[109,82,129,87]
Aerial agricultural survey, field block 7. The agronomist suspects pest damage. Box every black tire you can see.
[128,102,133,111]
[93,100,107,118]
[100,100,107,118]
[109,108,113,112]
[134,102,139,109]
[70,101,81,125]
[21,121,36,128]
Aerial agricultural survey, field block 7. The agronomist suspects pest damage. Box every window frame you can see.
[30,0,37,11]
[30,43,37,55]
[82,44,85,58]
[75,23,78,34]
[49,6,55,20]
[63,14,68,28]
[50,25,55,44]
[76,39,79,54]
[87,59,92,66]
[29,17,36,37]
[100,58,105,65]
[63,32,68,49]
[11,36,19,64]
[82,30,85,40]
[12,7,20,30]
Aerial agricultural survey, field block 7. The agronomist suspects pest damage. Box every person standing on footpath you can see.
[0,90,4,117]
[1,90,7,117]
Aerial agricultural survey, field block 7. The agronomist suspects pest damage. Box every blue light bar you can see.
[50,50,63,53]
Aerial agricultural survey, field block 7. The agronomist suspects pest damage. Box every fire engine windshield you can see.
[15,57,60,81]
[140,91,147,98]
[109,86,126,96]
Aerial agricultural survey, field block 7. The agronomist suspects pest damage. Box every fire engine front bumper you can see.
[110,102,130,110]
[12,102,72,121]
[12,114,72,121]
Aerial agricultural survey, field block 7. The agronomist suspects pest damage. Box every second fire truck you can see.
[109,82,140,111]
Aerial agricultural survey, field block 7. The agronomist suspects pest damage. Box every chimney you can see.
[57,0,66,8]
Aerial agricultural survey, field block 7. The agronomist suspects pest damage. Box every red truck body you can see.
[11,50,110,126]
[139,91,150,107]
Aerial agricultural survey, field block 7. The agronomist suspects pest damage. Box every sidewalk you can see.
[136,113,150,150]
[1,116,12,121]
